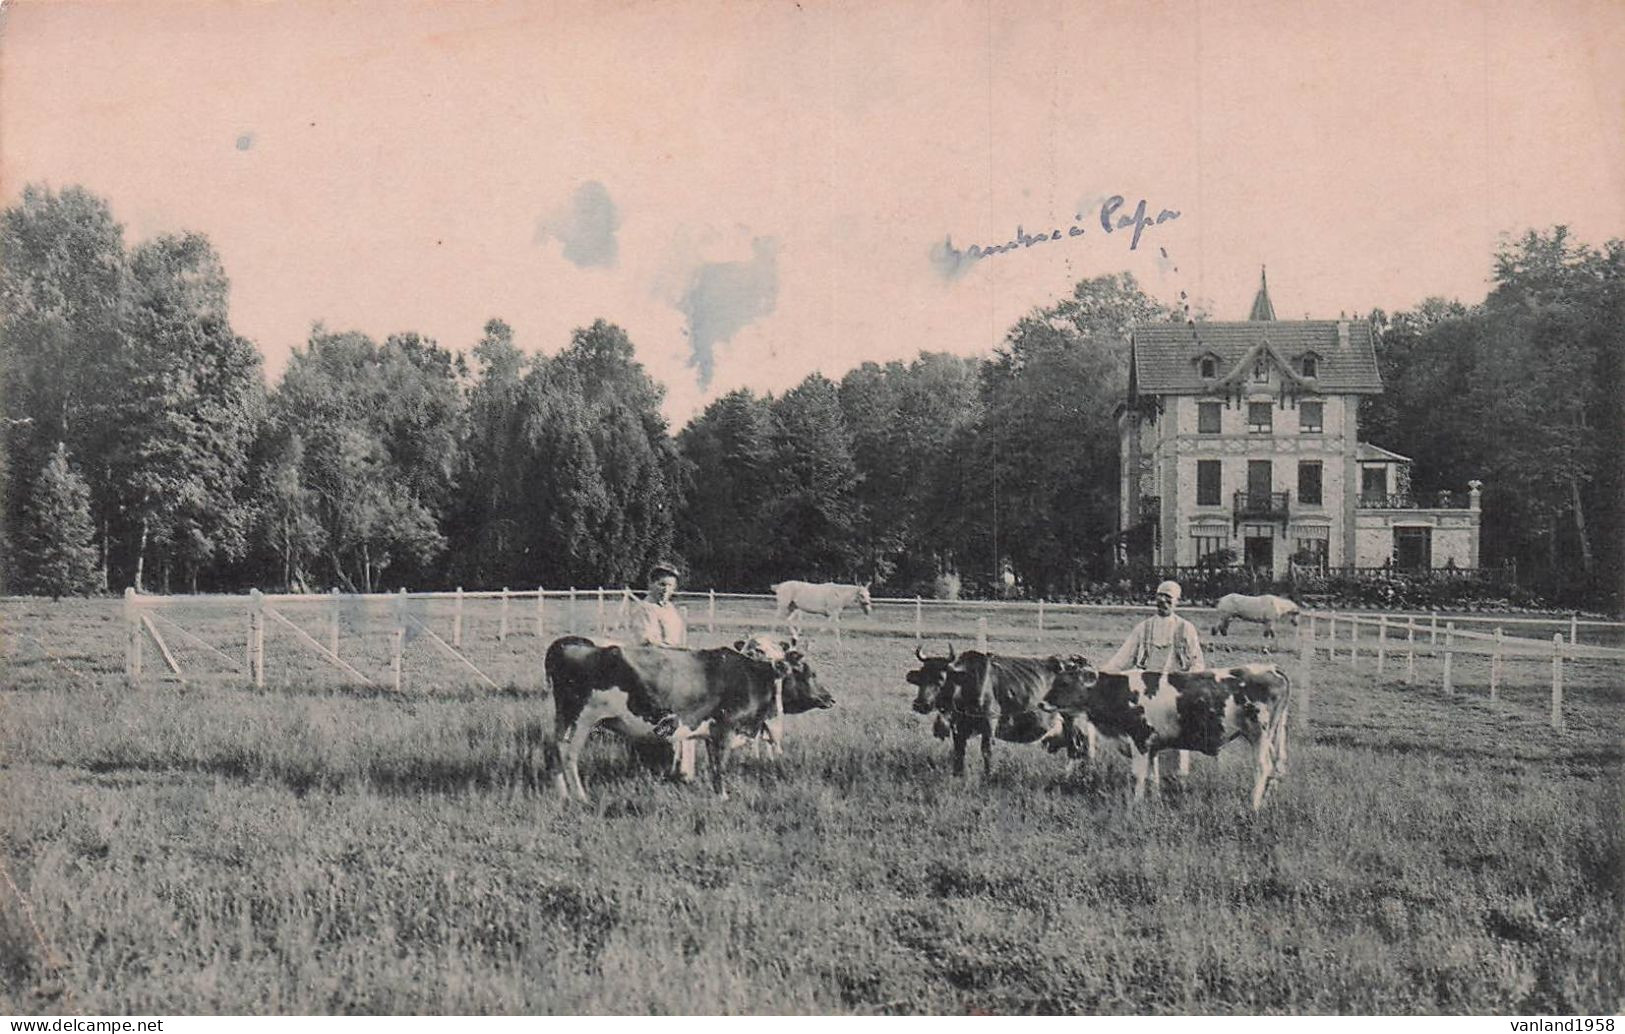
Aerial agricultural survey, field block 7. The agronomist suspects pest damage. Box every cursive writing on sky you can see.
[932,195,1181,280]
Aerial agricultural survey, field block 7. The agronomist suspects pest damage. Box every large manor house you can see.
[1117,272,1482,577]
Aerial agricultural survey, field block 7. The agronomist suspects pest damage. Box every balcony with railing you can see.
[1233,490,1290,522]
[1359,490,1471,510]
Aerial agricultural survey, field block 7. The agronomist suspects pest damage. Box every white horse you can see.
[1212,593,1301,640]
[771,581,872,642]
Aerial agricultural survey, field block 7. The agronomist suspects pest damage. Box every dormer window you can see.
[1252,358,1269,382]
[1200,356,1217,378]
[1299,352,1320,378]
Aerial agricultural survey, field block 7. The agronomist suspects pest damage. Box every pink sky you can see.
[3,0,1621,423]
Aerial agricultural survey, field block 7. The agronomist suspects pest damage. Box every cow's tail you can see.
[1268,666,1292,774]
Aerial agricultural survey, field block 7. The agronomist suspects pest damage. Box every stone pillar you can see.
[1467,479,1483,566]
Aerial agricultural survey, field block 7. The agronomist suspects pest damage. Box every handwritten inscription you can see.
[933,195,1180,278]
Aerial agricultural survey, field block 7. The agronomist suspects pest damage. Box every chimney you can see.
[1337,320,1350,349]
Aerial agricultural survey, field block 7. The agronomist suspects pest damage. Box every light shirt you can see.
[629,598,686,647]
[1103,614,1206,673]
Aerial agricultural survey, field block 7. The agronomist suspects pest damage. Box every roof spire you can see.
[1249,265,1276,321]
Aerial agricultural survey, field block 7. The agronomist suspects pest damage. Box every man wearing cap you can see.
[1102,580,1206,674]
[624,563,696,779]
[629,563,686,647]
[1097,579,1207,779]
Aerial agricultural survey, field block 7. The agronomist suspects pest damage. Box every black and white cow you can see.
[540,635,835,801]
[1043,661,1292,810]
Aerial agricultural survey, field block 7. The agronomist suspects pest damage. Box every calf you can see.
[541,635,835,801]
[1044,662,1292,810]
[906,644,1089,777]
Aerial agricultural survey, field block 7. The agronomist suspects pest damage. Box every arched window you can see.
[1302,355,1318,378]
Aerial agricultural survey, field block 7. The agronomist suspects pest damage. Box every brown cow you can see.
[906,644,1089,777]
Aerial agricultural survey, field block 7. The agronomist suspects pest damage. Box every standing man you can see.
[1102,579,1206,674]
[629,562,686,647]
[1100,579,1206,778]
[624,563,694,779]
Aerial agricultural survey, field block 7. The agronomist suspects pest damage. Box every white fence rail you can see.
[20,587,1618,700]
[1300,609,1625,730]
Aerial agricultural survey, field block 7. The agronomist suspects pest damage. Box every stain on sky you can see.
[929,235,978,281]
[681,237,779,389]
[235,132,256,151]
[535,181,620,268]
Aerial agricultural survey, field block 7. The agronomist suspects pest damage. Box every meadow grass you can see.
[0,597,1619,1014]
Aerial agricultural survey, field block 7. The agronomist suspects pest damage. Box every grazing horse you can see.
[772,581,872,642]
[1213,593,1302,640]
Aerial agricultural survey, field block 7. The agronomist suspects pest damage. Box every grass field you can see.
[1,596,1620,1015]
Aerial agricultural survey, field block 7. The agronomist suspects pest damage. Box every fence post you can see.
[249,588,265,688]
[680,605,691,647]
[1442,622,1455,695]
[709,589,717,634]
[1430,609,1438,645]
[1297,611,1313,731]
[499,587,510,643]
[595,587,606,638]
[1405,616,1416,684]
[329,588,341,658]
[976,616,988,651]
[392,588,406,692]
[453,586,464,648]
[536,588,546,639]
[1550,634,1564,730]
[914,596,923,640]
[1327,614,1336,660]
[1570,612,1579,648]
[1351,617,1360,669]
[1490,627,1503,703]
[124,587,142,687]
[569,587,578,633]
[1038,598,1046,635]
[1377,615,1387,675]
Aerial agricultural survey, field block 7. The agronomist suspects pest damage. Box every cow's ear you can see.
[773,658,792,677]
[732,639,747,651]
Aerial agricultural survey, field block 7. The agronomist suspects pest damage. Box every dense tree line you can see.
[2,186,1619,608]
[1361,229,1624,606]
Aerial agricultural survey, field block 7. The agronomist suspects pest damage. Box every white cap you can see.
[1155,580,1182,602]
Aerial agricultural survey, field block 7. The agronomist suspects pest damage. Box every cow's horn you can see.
[914,644,927,663]
[945,643,956,663]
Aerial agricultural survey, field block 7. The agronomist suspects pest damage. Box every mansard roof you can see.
[1130,319,1383,396]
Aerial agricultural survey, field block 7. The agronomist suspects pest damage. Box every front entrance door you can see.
[1245,535,1274,572]
[1394,526,1432,571]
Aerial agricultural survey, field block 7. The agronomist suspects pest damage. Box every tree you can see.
[446,318,530,586]
[114,233,263,592]
[515,320,680,587]
[1365,228,1624,606]
[15,443,100,598]
[973,274,1172,595]
[767,374,866,580]
[676,388,776,589]
[266,329,451,592]
[0,185,131,586]
[838,353,982,591]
